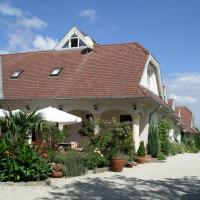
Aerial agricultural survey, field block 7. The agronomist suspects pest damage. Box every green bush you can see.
[147,124,160,157]
[84,118,135,161]
[63,151,86,177]
[0,134,51,182]
[194,134,200,150]
[80,120,95,136]
[47,150,66,164]
[137,141,146,157]
[158,118,171,155]
[84,150,108,170]
[156,152,166,160]
[169,142,185,155]
[107,118,135,160]
[184,137,199,153]
[48,150,86,177]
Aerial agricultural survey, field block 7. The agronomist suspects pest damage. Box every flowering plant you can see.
[94,148,104,157]
[49,162,64,172]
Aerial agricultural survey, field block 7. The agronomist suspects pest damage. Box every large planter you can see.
[111,157,125,172]
[136,156,146,164]
[136,155,152,164]
[52,170,64,178]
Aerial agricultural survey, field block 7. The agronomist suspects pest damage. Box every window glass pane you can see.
[70,38,78,47]
[10,70,23,79]
[71,33,78,38]
[62,40,69,48]
[79,39,86,47]
[50,68,63,76]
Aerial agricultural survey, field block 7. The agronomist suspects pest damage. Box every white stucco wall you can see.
[1,98,168,148]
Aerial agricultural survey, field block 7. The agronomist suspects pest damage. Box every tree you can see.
[137,141,146,157]
[147,124,160,157]
[0,108,44,142]
[158,118,171,155]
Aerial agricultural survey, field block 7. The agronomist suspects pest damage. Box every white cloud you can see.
[0,2,57,53]
[0,3,23,17]
[166,73,200,127]
[33,35,57,50]
[169,94,198,104]
[17,17,47,29]
[79,9,97,21]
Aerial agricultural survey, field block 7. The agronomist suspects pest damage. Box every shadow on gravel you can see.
[40,176,200,200]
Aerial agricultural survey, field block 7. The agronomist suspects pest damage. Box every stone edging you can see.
[85,167,109,175]
[0,178,51,186]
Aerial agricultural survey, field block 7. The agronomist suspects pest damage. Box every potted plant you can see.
[50,163,64,178]
[111,152,127,172]
[136,141,147,164]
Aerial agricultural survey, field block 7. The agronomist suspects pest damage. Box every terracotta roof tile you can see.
[175,106,197,134]
[1,43,149,99]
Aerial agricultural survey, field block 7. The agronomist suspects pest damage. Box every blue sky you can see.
[0,0,200,126]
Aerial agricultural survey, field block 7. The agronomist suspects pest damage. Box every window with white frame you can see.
[62,33,86,49]
[50,68,63,76]
[10,70,24,79]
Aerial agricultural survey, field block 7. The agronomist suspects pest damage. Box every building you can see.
[0,26,196,150]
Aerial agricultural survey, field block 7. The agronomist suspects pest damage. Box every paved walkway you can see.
[0,153,200,200]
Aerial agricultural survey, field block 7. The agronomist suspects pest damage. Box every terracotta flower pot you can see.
[136,155,152,164]
[52,170,64,178]
[126,163,133,168]
[111,157,125,172]
[136,156,146,164]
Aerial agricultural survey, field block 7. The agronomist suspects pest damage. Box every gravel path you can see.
[0,153,200,200]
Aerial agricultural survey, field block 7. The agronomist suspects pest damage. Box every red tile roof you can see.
[175,106,197,134]
[1,43,150,99]
[168,99,174,108]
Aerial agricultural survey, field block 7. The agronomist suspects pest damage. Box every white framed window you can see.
[62,34,86,49]
[50,68,63,76]
[10,70,24,79]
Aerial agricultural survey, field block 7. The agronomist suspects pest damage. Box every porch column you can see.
[93,114,101,134]
[58,123,64,130]
[132,115,141,152]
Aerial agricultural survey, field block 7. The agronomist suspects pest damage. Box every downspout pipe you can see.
[149,104,162,126]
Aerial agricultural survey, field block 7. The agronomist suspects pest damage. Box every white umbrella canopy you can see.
[36,106,82,125]
[0,109,7,117]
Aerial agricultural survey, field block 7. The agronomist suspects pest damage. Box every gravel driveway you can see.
[0,153,200,200]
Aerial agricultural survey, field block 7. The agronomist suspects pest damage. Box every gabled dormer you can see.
[54,26,95,50]
[140,54,164,99]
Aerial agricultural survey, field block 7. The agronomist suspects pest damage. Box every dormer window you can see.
[62,33,86,49]
[50,68,63,76]
[55,26,94,50]
[10,70,23,79]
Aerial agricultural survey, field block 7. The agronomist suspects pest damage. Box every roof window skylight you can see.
[50,68,63,76]
[10,70,23,79]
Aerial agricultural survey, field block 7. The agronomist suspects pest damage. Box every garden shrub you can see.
[80,120,95,136]
[108,118,135,160]
[194,134,200,150]
[156,152,166,160]
[84,118,135,161]
[158,118,171,155]
[147,124,160,157]
[183,137,199,153]
[137,141,146,157]
[169,142,185,155]
[62,150,86,177]
[0,134,51,182]
[84,149,108,170]
[47,150,66,164]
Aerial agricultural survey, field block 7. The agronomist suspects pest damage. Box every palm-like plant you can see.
[0,107,44,142]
